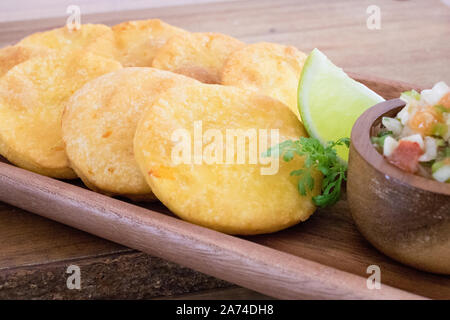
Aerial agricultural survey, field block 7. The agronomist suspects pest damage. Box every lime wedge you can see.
[298,48,385,162]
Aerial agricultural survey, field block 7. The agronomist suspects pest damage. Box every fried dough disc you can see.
[111,19,188,67]
[62,68,199,199]
[222,42,307,119]
[0,45,52,77]
[134,84,320,235]
[18,24,113,56]
[0,51,122,178]
[152,32,245,84]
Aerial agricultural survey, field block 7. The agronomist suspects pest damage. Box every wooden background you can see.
[0,0,449,299]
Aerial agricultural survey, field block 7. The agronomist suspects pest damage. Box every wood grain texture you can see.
[0,0,240,23]
[0,0,448,86]
[348,99,450,274]
[0,0,449,300]
[0,157,425,300]
[0,200,128,269]
[0,250,230,299]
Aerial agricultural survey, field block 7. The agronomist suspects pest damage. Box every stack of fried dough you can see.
[0,19,320,235]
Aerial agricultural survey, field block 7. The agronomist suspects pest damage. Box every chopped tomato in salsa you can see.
[387,140,424,173]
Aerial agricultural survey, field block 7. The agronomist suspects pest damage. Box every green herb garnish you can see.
[434,104,448,114]
[401,90,421,101]
[445,147,450,158]
[264,137,350,208]
[436,138,446,147]
[432,159,445,173]
[371,130,393,148]
[432,123,448,137]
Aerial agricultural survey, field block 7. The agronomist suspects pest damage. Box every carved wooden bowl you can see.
[348,98,450,274]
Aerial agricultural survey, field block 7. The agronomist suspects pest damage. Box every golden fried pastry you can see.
[0,45,51,77]
[0,51,122,178]
[152,32,245,84]
[14,21,186,68]
[222,42,307,119]
[134,84,320,234]
[62,67,199,199]
[18,24,113,56]
[111,19,188,67]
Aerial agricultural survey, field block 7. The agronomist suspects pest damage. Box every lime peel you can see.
[298,48,385,162]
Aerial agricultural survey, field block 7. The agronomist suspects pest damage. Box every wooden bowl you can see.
[348,98,450,274]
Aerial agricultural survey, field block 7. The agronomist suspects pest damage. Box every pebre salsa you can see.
[372,82,450,183]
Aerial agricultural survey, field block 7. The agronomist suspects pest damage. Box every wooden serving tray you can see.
[0,74,448,300]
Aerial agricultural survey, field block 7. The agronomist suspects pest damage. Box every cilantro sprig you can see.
[264,137,350,208]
